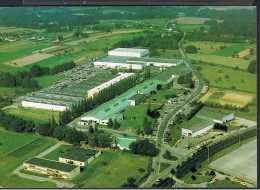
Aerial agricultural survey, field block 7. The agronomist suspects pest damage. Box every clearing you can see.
[0,129,39,157]
[176,17,223,24]
[3,53,53,67]
[209,139,257,184]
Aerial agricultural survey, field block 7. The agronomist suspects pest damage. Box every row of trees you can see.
[107,118,120,129]
[175,126,256,179]
[177,72,195,89]
[204,101,249,112]
[248,60,257,74]
[50,61,76,75]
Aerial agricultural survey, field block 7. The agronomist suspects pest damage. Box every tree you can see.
[113,119,120,129]
[129,139,159,157]
[107,118,113,128]
[143,117,152,135]
[248,60,256,74]
[53,126,64,140]
[25,120,35,132]
[88,125,94,135]
[185,45,198,53]
[58,35,63,41]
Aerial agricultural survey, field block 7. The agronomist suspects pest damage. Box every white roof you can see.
[109,48,149,53]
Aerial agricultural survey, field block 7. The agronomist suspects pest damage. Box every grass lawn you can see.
[187,53,250,69]
[43,144,73,161]
[182,172,213,184]
[196,63,256,93]
[211,43,250,57]
[0,129,39,157]
[0,137,57,188]
[82,151,150,188]
[207,180,247,188]
[4,107,61,125]
[34,75,65,87]
[147,90,179,104]
[120,104,161,130]
[159,162,171,173]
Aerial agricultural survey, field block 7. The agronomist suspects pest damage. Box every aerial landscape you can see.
[0,6,257,188]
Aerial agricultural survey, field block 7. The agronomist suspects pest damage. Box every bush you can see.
[225,177,230,180]
[209,170,215,176]
[190,166,197,173]
[191,175,196,180]
[138,168,145,173]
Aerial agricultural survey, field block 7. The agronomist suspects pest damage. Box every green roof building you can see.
[196,108,234,124]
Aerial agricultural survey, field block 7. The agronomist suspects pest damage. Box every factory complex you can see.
[21,48,184,112]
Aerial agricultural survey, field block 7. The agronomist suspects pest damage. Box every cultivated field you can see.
[199,88,254,107]
[4,53,53,67]
[236,48,251,58]
[178,24,210,32]
[211,43,250,57]
[0,129,39,157]
[187,53,250,69]
[209,139,257,184]
[0,137,57,188]
[176,17,223,24]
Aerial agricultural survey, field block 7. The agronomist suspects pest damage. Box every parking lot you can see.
[209,139,257,185]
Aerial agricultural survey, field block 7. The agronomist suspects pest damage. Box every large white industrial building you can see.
[108,48,149,58]
[87,72,134,98]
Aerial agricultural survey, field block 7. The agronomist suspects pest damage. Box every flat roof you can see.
[25,157,77,172]
[180,117,214,133]
[60,148,99,162]
[109,48,149,53]
[130,57,183,64]
[196,108,231,121]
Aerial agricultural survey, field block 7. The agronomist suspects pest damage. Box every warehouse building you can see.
[112,136,139,150]
[196,108,234,124]
[59,148,101,166]
[182,119,215,137]
[108,48,149,58]
[23,157,80,180]
[87,72,134,98]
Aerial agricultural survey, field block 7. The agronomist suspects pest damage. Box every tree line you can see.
[175,126,256,179]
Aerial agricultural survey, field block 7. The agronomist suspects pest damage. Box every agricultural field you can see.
[4,53,54,67]
[34,75,65,87]
[176,17,223,24]
[187,53,250,69]
[178,24,210,32]
[211,43,250,57]
[43,144,73,161]
[120,104,161,130]
[82,151,151,188]
[199,88,254,107]
[0,137,57,188]
[0,129,39,157]
[196,63,256,93]
[4,107,60,125]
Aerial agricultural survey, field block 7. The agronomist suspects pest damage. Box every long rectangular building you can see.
[108,48,149,57]
[23,157,80,180]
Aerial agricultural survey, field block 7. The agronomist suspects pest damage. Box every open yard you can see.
[4,53,54,67]
[209,139,257,184]
[187,53,250,69]
[0,129,39,157]
[82,151,151,188]
[0,137,57,188]
[4,107,60,125]
[196,63,256,93]
[176,17,223,24]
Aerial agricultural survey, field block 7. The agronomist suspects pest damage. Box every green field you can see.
[120,104,161,130]
[82,151,150,188]
[0,137,57,188]
[0,129,39,157]
[207,180,247,188]
[4,107,60,125]
[187,53,250,69]
[31,55,73,68]
[147,90,181,104]
[182,172,212,184]
[34,75,65,87]
[178,24,210,32]
[196,63,256,93]
[211,43,250,57]
[43,144,73,161]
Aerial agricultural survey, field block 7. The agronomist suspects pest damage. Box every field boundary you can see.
[1,136,40,158]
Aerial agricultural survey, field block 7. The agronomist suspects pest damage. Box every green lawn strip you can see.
[0,137,57,188]
[4,107,60,124]
[82,151,150,188]
[34,75,65,87]
[211,43,250,57]
[120,104,160,129]
[159,162,171,173]
[207,180,247,188]
[187,53,249,69]
[197,63,256,93]
[43,144,73,161]
[0,129,39,157]
[178,24,210,31]
[182,172,213,184]
[71,150,121,184]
